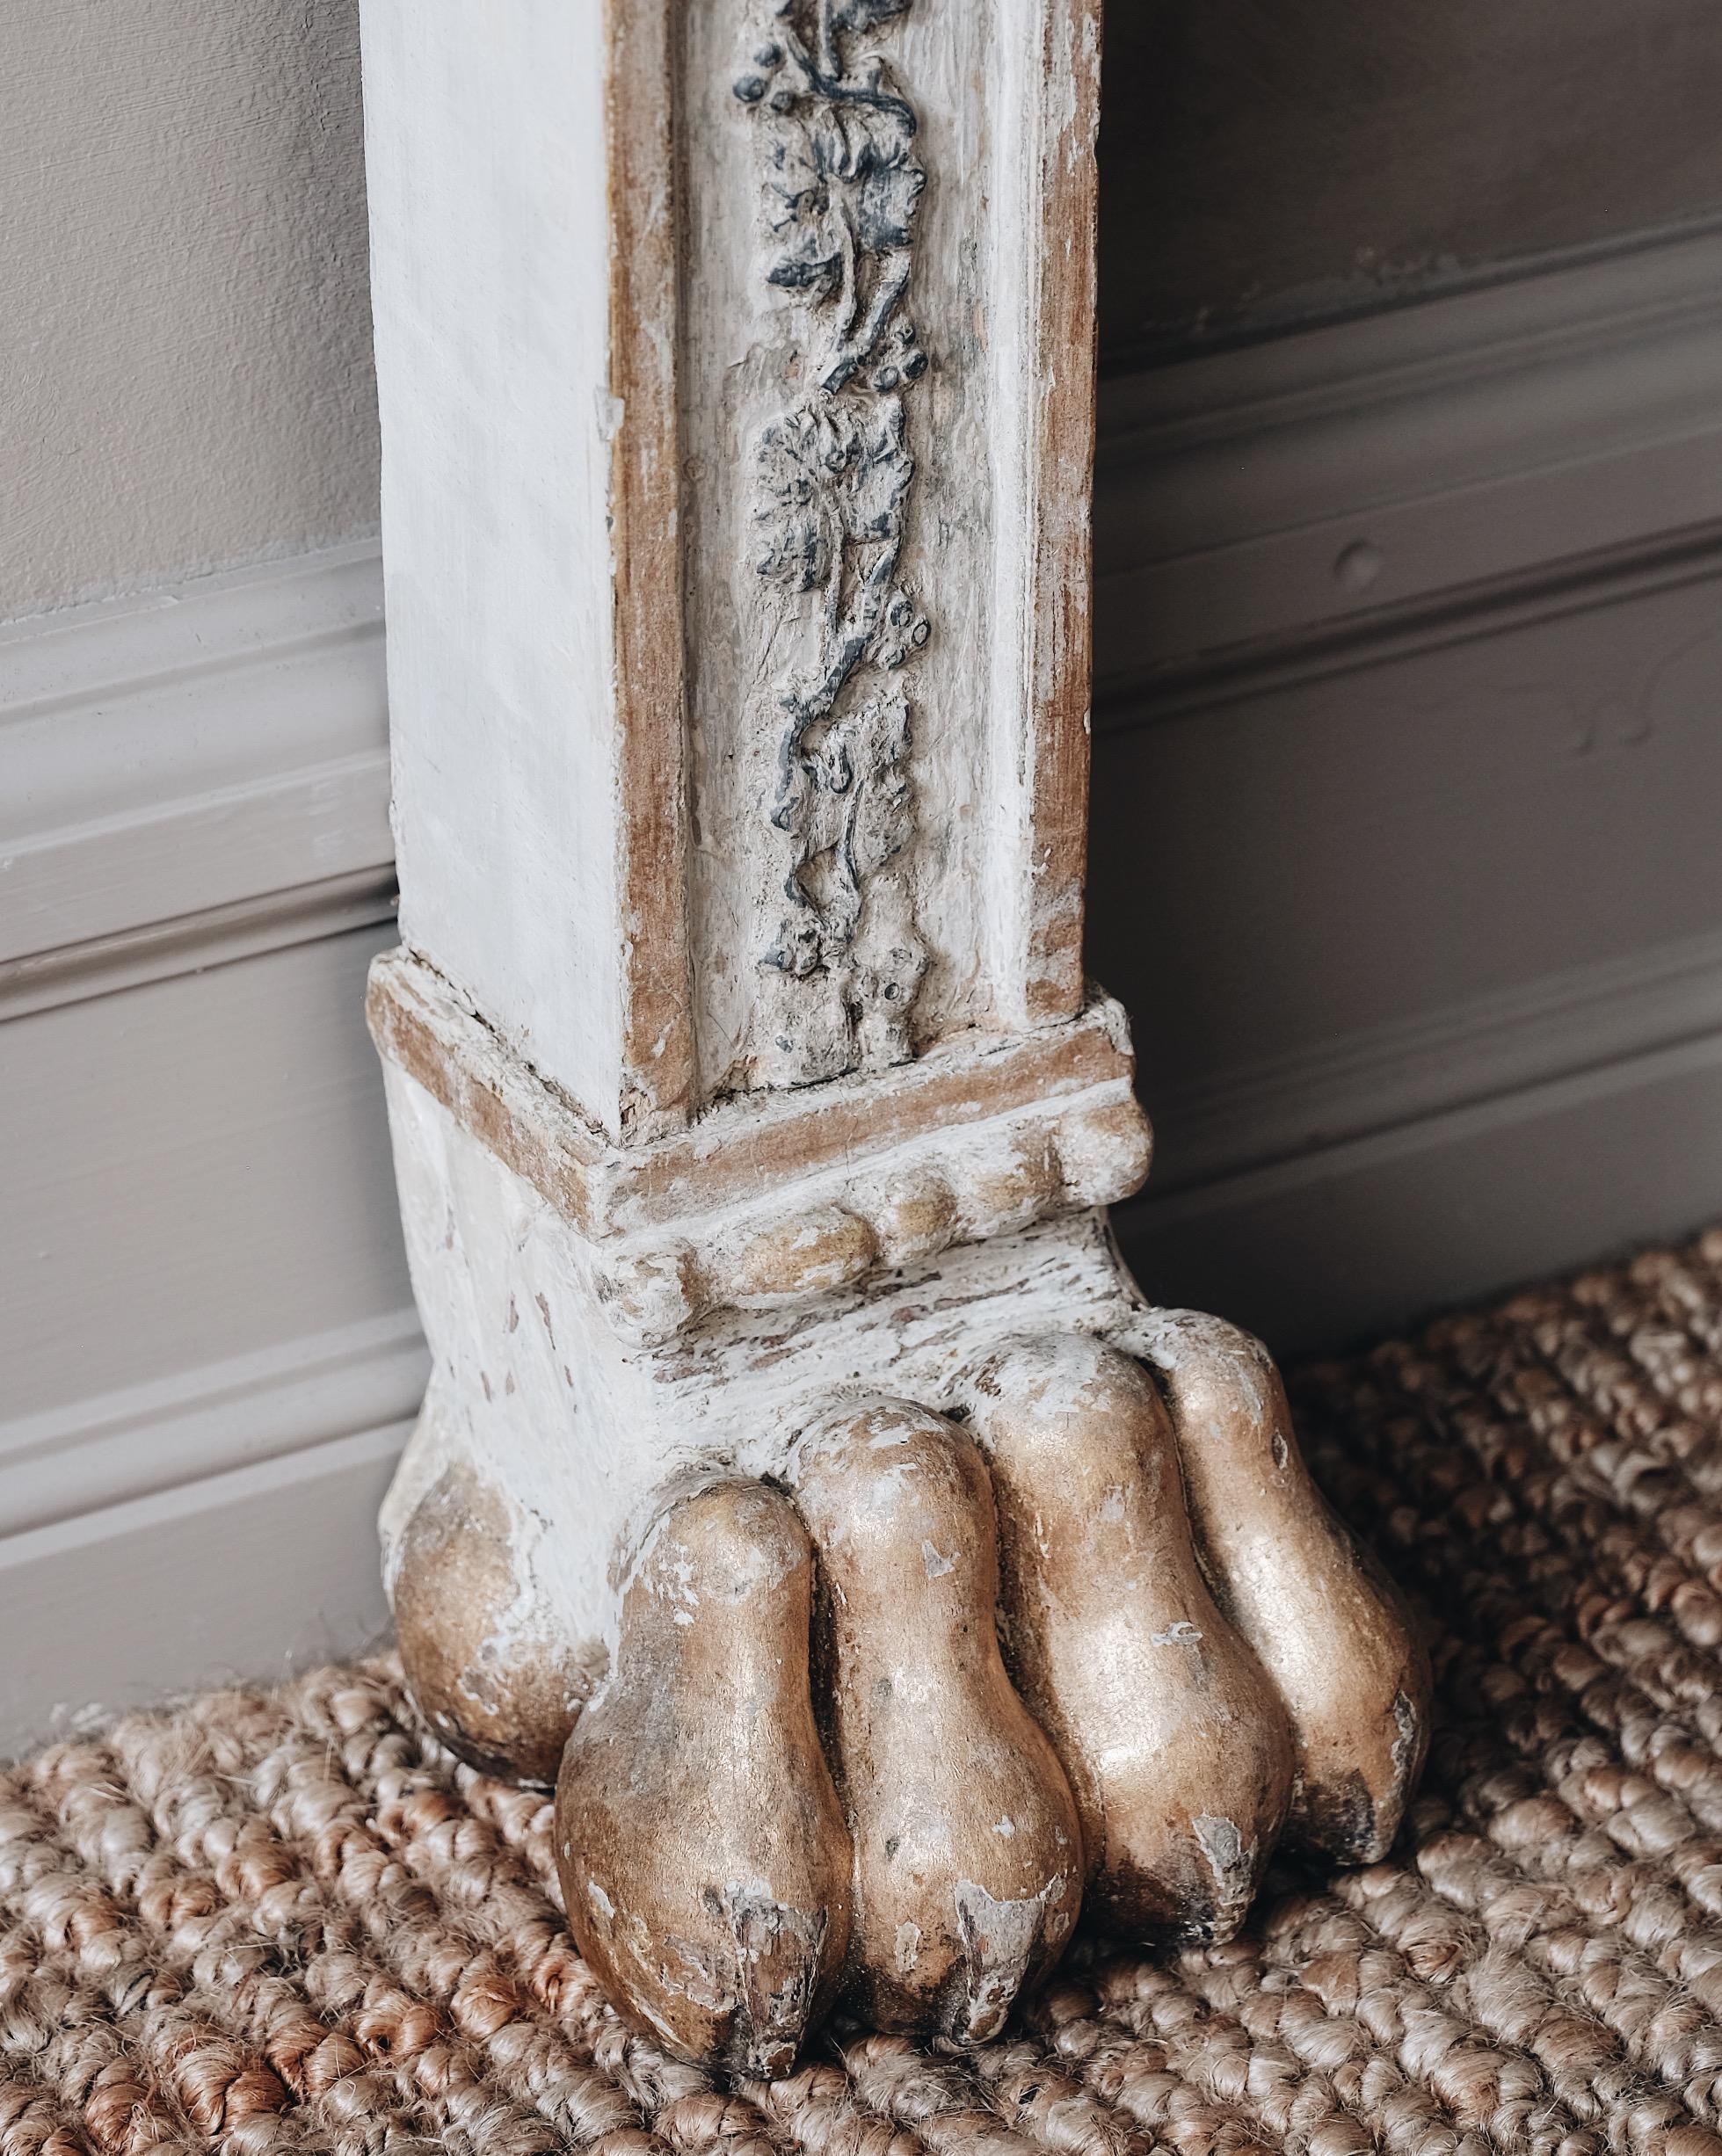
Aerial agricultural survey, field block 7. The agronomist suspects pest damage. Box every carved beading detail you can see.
[736,0,931,1089]
[591,1092,1154,1348]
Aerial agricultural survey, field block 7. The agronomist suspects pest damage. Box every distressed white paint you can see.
[680,0,1003,1083]
[358,0,1134,1663]
[360,0,1096,1129]
[367,944,1148,1343]
[981,0,1099,1033]
[381,1058,1148,1666]
[359,0,625,1130]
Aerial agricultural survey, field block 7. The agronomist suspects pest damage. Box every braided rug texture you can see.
[11,1231,1722,2156]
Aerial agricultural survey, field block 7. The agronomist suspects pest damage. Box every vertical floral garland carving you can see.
[735,0,932,1089]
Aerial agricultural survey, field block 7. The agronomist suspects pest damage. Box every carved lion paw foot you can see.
[360,0,1426,2089]
[542,1325,1429,2076]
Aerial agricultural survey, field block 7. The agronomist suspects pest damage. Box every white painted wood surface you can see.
[360,0,628,1132]
[360,0,1098,1131]
[679,0,1096,1082]
[381,1037,1146,1666]
[353,0,1169,1818]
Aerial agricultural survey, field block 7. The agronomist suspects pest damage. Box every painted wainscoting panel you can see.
[4,933,411,1420]
[1091,226,1722,685]
[0,546,415,1756]
[1116,1034,1722,1361]
[4,232,1721,1747]
[1093,569,1722,1119]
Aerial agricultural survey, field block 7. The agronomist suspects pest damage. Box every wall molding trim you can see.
[0,867,397,1022]
[1115,1018,1722,1360]
[0,1307,426,1542]
[1,541,392,1004]
[1094,225,1722,704]
[1144,920,1722,1200]
[0,1420,409,1760]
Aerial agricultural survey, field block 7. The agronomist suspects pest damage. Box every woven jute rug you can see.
[11,1231,1722,2156]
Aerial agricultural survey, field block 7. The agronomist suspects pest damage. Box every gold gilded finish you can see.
[967,1334,1293,1942]
[794,1400,1083,2042]
[1142,1311,1432,1863]
[391,1465,601,1786]
[554,1482,852,2075]
[490,1316,1433,2075]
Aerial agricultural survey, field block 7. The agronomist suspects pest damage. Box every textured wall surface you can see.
[3,0,377,621]
[1099,0,1722,362]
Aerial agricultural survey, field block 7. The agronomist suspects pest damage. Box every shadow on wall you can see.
[1091,0,1722,1352]
[1098,0,1722,364]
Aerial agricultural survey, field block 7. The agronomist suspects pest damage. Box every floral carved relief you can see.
[735,0,932,1087]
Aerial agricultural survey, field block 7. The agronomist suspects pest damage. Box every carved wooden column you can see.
[360,0,1428,2073]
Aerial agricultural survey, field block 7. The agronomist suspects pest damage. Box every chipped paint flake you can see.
[954,1874,1067,2043]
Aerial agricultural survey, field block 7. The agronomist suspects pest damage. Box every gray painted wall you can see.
[3,0,376,620]
[1100,0,1722,361]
